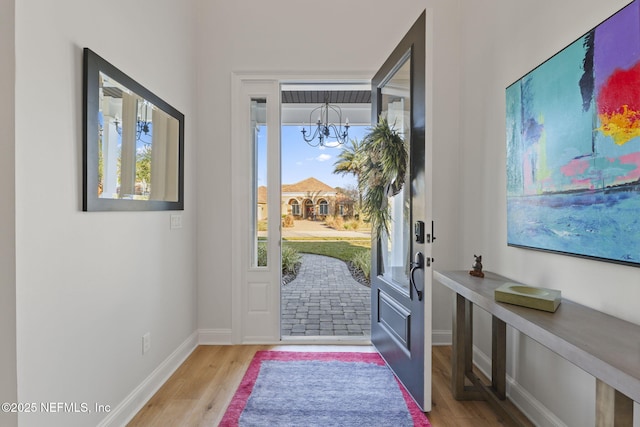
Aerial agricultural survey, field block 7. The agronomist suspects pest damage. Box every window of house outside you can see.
[319,200,328,215]
[291,201,300,216]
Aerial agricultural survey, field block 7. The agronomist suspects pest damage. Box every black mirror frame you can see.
[82,47,185,211]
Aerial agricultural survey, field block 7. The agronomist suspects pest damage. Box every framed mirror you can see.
[83,48,184,211]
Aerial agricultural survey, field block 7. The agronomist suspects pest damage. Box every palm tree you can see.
[333,138,364,215]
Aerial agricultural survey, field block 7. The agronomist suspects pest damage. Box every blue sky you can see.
[281,125,368,189]
[257,125,369,190]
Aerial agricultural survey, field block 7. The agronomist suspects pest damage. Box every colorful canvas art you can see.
[506,1,640,266]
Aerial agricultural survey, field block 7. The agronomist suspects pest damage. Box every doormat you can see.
[219,350,431,426]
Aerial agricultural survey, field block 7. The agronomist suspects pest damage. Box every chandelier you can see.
[301,101,349,147]
[114,99,152,143]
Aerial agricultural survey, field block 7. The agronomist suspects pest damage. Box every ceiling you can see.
[280,85,372,125]
[281,90,371,104]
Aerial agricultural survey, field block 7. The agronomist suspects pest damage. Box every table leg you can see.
[452,293,466,398]
[492,316,506,400]
[596,379,633,427]
[452,293,482,400]
[464,298,474,375]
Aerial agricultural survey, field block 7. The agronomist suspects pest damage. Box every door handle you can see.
[410,252,424,301]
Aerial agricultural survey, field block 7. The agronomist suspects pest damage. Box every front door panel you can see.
[371,11,430,411]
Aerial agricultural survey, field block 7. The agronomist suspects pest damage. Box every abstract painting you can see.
[506,1,640,266]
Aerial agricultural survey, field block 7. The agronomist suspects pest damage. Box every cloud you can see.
[323,141,342,148]
[316,154,332,162]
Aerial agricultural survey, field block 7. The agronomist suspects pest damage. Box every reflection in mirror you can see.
[83,48,184,211]
[99,73,180,201]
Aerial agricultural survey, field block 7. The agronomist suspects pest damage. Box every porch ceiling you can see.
[281,90,371,104]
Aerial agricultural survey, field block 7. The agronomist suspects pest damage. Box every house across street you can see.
[257,177,357,222]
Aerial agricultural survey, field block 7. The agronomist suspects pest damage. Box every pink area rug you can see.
[220,350,431,426]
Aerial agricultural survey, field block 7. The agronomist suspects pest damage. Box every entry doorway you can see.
[231,76,373,344]
[280,83,373,340]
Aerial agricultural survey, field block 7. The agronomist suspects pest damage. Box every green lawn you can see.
[282,239,370,263]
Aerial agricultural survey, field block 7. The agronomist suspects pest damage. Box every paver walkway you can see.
[281,254,371,337]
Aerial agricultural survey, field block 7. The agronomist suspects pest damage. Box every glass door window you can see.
[379,56,412,292]
[251,99,268,268]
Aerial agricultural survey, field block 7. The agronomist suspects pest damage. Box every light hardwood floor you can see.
[127,345,534,426]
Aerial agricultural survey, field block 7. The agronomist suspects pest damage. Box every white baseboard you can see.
[471,345,566,427]
[432,329,452,346]
[97,331,198,427]
[198,328,233,345]
[506,374,568,427]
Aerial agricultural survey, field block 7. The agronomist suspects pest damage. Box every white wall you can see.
[14,1,197,426]
[0,0,17,426]
[195,0,462,341]
[457,0,638,425]
[428,1,462,342]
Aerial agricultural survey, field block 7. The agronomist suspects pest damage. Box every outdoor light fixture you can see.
[114,99,152,143]
[301,101,349,147]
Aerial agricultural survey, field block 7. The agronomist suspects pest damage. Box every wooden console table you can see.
[434,270,640,427]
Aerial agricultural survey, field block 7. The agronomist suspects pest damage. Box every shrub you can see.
[282,214,295,228]
[324,215,344,230]
[281,246,301,275]
[350,250,371,281]
[323,215,335,228]
[343,218,364,230]
[258,242,301,274]
[257,242,267,267]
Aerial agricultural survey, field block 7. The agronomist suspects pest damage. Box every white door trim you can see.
[231,72,372,344]
[231,77,281,344]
